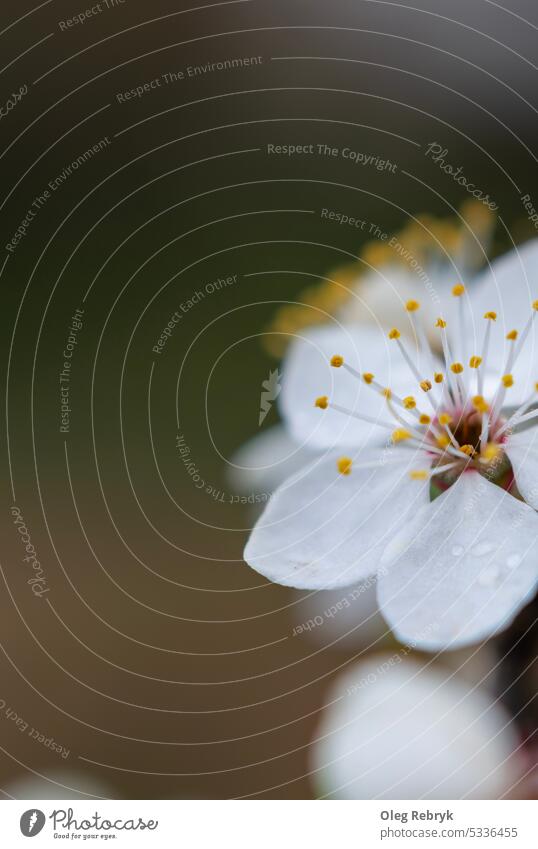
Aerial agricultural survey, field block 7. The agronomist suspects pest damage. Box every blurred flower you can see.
[310,655,522,799]
[244,241,538,650]
[264,200,496,358]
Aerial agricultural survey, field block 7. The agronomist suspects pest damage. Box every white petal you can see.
[280,323,438,450]
[244,454,431,590]
[227,424,321,496]
[311,656,520,799]
[377,472,538,650]
[505,428,538,510]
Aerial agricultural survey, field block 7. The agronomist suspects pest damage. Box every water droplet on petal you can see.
[451,544,464,556]
[506,553,522,569]
[478,566,500,587]
[471,542,496,557]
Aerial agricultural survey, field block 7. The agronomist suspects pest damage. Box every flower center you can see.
[317,288,538,491]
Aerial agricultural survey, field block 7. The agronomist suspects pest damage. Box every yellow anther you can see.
[434,372,444,384]
[452,284,465,297]
[419,413,431,425]
[420,380,432,392]
[436,434,450,448]
[533,300,538,311]
[535,382,538,393]
[330,354,344,368]
[406,299,420,312]
[388,328,401,339]
[484,311,497,321]
[506,329,518,341]
[382,387,392,399]
[315,395,328,409]
[409,470,428,480]
[481,443,501,463]
[403,396,416,409]
[392,428,412,443]
[472,395,490,413]
[439,412,453,426]
[502,374,514,388]
[362,372,374,384]
[435,318,447,328]
[460,444,476,457]
[451,362,464,374]
[469,356,482,368]
[337,457,353,476]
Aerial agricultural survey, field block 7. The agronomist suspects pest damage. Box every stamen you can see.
[337,457,352,475]
[409,461,460,480]
[452,284,465,297]
[434,372,444,383]
[409,469,428,480]
[420,380,432,392]
[469,356,482,368]
[419,414,431,425]
[439,412,453,426]
[459,444,476,457]
[388,328,401,339]
[315,396,328,409]
[328,401,395,431]
[362,372,374,384]
[435,318,459,404]
[405,300,420,312]
[472,395,490,414]
[506,330,518,341]
[392,428,412,442]
[450,362,464,374]
[496,384,538,436]
[403,396,416,409]
[453,284,467,367]
[502,374,514,388]
[330,355,344,368]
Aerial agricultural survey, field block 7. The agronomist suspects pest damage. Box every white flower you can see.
[244,241,538,650]
[310,655,521,799]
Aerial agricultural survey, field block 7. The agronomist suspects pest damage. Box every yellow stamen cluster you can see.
[406,300,420,312]
[419,413,431,425]
[337,457,353,475]
[502,374,514,387]
[450,362,464,374]
[506,329,518,341]
[403,396,416,409]
[460,444,476,457]
[330,354,344,368]
[435,318,447,328]
[420,380,432,392]
[484,311,497,321]
[434,372,444,383]
[362,372,374,384]
[392,429,412,443]
[472,395,489,413]
[469,356,482,368]
[439,413,453,426]
[315,396,328,409]
[452,284,465,297]
[388,328,401,339]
